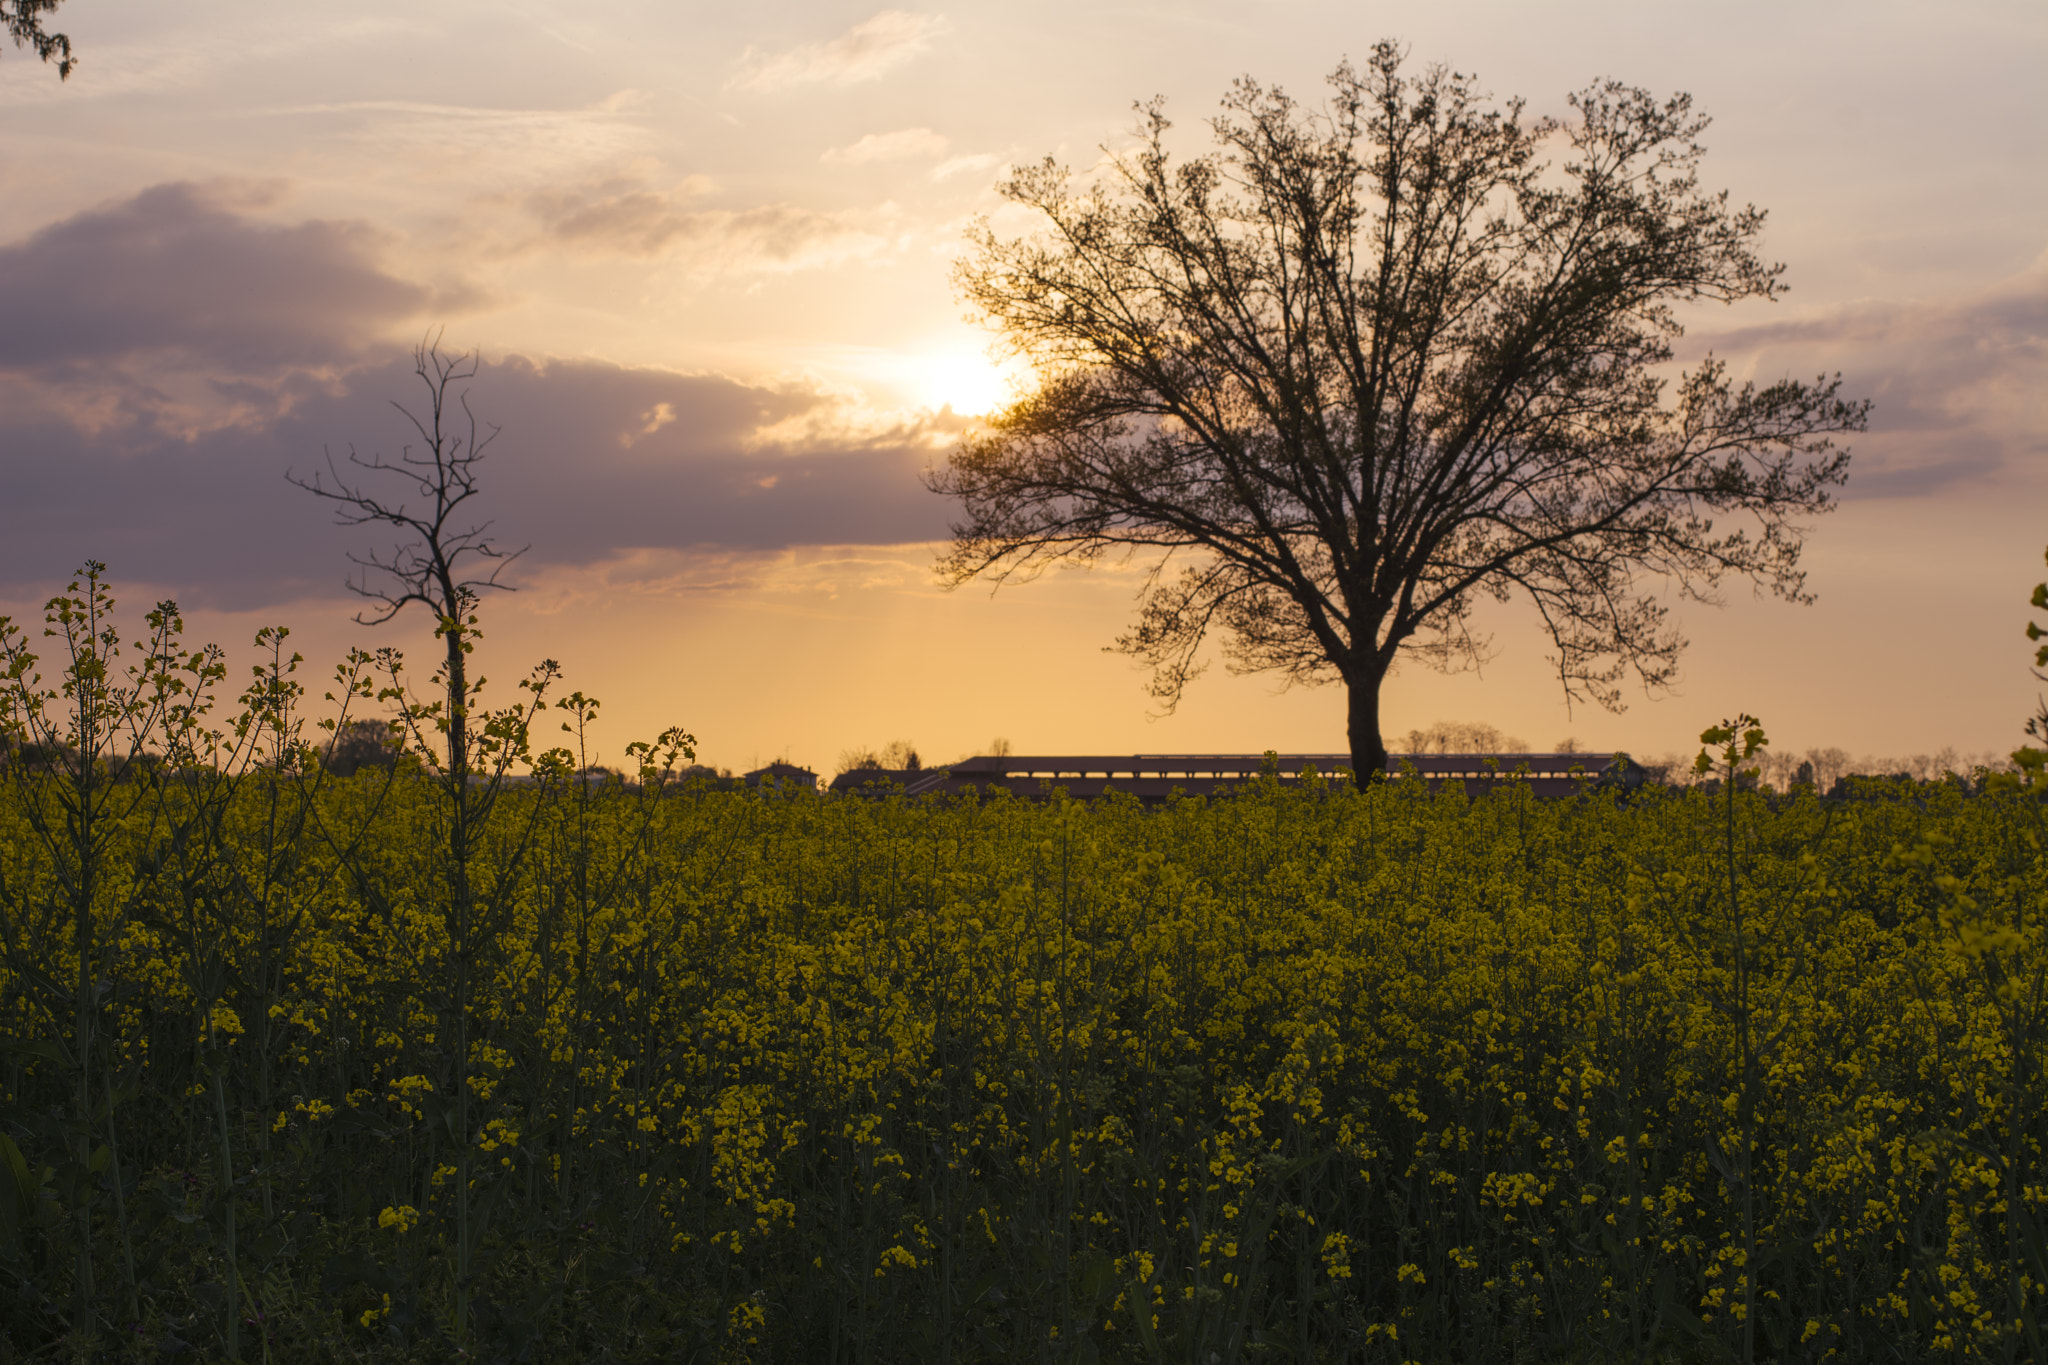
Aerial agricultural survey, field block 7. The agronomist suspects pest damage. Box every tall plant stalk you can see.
[0,565,220,1354]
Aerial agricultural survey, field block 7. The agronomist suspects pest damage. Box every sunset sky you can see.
[2,0,2042,775]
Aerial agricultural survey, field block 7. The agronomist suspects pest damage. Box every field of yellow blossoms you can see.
[2,584,2044,1362]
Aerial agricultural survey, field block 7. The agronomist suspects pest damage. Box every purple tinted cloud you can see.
[1682,266,2048,500]
[1,351,953,608]
[0,184,952,608]
[0,182,461,371]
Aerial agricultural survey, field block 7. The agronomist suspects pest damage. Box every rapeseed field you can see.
[1,584,2042,1362]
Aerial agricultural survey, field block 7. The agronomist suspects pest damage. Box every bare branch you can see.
[287,334,534,781]
[285,337,528,630]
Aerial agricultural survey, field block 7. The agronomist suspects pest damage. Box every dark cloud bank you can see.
[0,181,452,371]
[1685,267,2048,500]
[2,182,2039,611]
[0,183,952,609]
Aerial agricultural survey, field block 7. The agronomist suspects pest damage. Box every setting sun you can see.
[910,350,1018,417]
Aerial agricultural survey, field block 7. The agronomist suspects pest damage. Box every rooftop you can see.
[829,752,1645,802]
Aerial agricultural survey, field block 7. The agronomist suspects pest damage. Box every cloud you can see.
[0,181,463,374]
[0,182,943,619]
[930,152,1003,182]
[822,127,949,164]
[516,545,939,613]
[0,16,422,110]
[0,349,957,609]
[515,176,893,270]
[277,93,657,184]
[728,12,950,93]
[1683,261,2048,499]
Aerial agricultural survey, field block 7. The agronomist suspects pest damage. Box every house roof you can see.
[742,761,818,787]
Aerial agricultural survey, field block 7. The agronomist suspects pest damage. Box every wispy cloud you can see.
[515,176,895,272]
[270,92,657,182]
[515,545,939,614]
[0,15,421,109]
[728,12,950,93]
[1686,258,2048,499]
[930,152,1003,182]
[822,127,948,164]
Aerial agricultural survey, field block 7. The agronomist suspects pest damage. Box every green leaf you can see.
[0,1035,71,1068]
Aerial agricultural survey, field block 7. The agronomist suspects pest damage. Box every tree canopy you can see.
[933,44,1868,772]
[4,0,74,78]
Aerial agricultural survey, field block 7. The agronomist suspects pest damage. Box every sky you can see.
[1,0,2042,775]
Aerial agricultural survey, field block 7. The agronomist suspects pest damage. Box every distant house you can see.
[742,762,819,793]
[825,753,1649,804]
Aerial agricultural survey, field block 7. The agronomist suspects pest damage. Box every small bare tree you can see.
[289,335,526,783]
[834,739,923,776]
[289,335,555,1347]
[1400,720,1530,754]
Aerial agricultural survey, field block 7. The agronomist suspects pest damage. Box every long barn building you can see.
[827,753,1649,803]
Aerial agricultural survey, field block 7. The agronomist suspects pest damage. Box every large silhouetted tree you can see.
[933,44,1868,774]
[4,0,74,77]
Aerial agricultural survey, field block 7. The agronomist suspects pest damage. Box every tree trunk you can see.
[1346,670,1389,780]
[442,614,475,1349]
[444,609,468,783]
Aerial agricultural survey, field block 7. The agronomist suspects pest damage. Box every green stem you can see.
[102,1069,139,1330]
[211,1028,241,1362]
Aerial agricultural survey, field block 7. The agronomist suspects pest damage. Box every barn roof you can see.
[829,753,1646,802]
